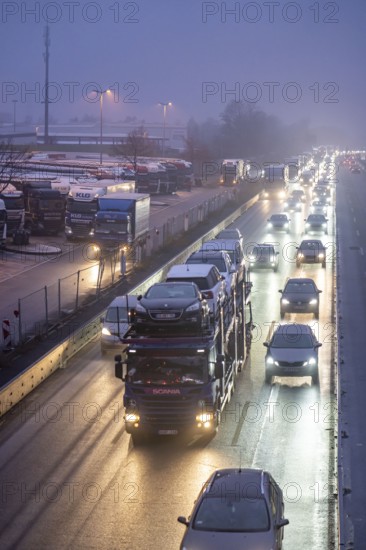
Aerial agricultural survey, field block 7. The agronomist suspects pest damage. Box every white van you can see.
[101,295,137,353]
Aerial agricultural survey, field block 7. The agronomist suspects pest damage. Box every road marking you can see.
[251,384,279,468]
[353,217,357,223]
[360,248,364,256]
[356,230,360,236]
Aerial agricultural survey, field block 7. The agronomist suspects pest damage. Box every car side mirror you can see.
[315,343,322,348]
[277,518,290,528]
[318,290,323,293]
[114,354,126,381]
[137,294,142,301]
[278,290,283,293]
[276,251,280,255]
[263,342,269,347]
[177,516,189,527]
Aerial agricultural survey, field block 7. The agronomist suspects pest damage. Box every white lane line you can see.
[251,384,279,468]
[360,248,364,256]
[353,217,357,223]
[356,230,360,236]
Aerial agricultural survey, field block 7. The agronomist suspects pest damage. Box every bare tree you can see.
[114,126,158,171]
[0,139,31,193]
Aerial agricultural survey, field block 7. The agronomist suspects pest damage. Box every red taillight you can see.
[202,291,214,299]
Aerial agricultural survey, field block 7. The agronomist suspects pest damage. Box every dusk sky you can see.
[1,0,366,145]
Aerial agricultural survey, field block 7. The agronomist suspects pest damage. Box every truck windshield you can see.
[126,355,208,385]
[66,199,97,213]
[95,221,128,234]
[1,197,25,209]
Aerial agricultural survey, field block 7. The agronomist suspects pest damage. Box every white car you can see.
[101,295,138,353]
[185,249,236,298]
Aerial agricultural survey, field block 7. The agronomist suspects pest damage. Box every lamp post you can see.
[158,101,172,157]
[12,100,18,133]
[94,88,111,165]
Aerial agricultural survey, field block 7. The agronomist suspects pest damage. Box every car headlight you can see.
[298,253,304,258]
[281,298,290,304]
[268,222,273,228]
[266,356,274,364]
[322,223,327,227]
[136,303,146,312]
[284,202,289,207]
[186,302,200,312]
[284,222,289,227]
[309,298,318,305]
[307,357,316,366]
[318,253,324,258]
[102,327,111,336]
[306,223,310,227]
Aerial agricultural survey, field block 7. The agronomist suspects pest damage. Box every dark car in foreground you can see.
[135,282,209,331]
[296,239,327,268]
[178,468,289,550]
[279,278,322,319]
[264,323,322,384]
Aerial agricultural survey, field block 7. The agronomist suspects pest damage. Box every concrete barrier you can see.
[0,193,260,418]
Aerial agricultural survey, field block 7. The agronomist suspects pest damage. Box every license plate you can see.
[158,429,178,435]
[282,367,298,372]
[156,313,175,319]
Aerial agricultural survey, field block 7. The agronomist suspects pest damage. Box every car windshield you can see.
[105,306,129,323]
[167,277,210,291]
[300,241,322,250]
[126,355,208,385]
[270,215,287,221]
[193,496,270,532]
[146,284,196,299]
[271,333,313,348]
[218,230,239,239]
[308,215,324,222]
[285,282,316,293]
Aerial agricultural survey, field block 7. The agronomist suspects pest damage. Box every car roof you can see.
[275,323,313,335]
[285,277,315,284]
[270,213,288,218]
[167,264,218,277]
[307,214,326,219]
[189,250,228,259]
[201,239,241,251]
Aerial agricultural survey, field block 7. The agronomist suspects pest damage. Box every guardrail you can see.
[0,193,259,418]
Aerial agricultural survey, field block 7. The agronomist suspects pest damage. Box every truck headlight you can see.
[125,412,140,423]
[196,412,214,423]
[102,327,111,336]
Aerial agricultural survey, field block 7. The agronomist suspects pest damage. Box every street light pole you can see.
[96,88,111,165]
[12,100,18,133]
[158,101,172,157]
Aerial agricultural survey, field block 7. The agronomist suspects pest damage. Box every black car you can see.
[279,277,322,319]
[304,214,328,234]
[178,468,289,550]
[351,166,361,174]
[134,282,209,331]
[296,239,326,268]
[267,214,290,233]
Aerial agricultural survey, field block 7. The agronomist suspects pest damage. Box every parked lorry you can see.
[94,192,150,251]
[65,181,135,240]
[0,190,25,236]
[135,163,177,194]
[16,182,65,235]
[114,270,252,444]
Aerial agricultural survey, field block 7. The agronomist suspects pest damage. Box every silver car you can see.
[263,323,322,385]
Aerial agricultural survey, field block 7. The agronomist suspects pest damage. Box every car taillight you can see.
[202,291,214,299]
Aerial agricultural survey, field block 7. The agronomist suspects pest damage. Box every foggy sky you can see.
[1,0,366,145]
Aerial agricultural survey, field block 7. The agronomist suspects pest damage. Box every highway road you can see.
[0,186,337,549]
